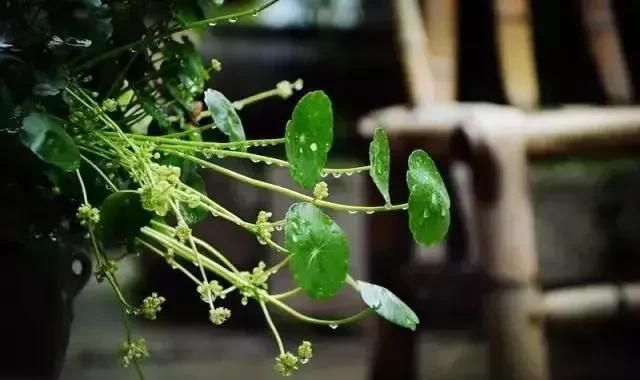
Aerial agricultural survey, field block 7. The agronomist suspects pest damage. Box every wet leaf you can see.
[285,202,349,299]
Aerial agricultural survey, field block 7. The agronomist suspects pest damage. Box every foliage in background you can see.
[0,0,449,377]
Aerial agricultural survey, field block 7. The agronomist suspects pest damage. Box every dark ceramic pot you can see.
[0,137,91,380]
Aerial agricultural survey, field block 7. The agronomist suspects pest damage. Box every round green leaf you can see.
[285,91,333,189]
[99,191,153,249]
[357,280,419,331]
[20,112,80,171]
[406,150,450,246]
[285,202,349,299]
[204,89,246,143]
[369,128,390,204]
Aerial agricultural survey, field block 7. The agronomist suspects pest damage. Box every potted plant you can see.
[0,0,450,378]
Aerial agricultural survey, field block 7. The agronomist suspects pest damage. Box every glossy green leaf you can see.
[357,280,419,331]
[20,112,80,171]
[285,91,333,189]
[204,89,246,143]
[406,150,450,246]
[285,202,349,299]
[369,128,391,204]
[99,191,153,249]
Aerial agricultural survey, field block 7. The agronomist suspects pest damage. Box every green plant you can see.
[1,0,450,377]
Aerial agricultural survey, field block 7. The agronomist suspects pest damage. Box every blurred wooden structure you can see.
[360,1,640,380]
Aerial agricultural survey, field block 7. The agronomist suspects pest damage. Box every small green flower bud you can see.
[197,280,224,302]
[313,181,329,200]
[139,292,166,320]
[211,59,222,71]
[120,337,149,368]
[102,98,118,113]
[255,211,275,245]
[76,203,100,226]
[276,81,294,99]
[297,341,312,363]
[274,352,299,377]
[209,307,231,325]
[175,222,192,242]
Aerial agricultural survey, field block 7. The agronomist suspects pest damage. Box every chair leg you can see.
[366,139,416,380]
[462,123,550,380]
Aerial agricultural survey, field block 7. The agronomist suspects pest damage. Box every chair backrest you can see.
[393,0,633,109]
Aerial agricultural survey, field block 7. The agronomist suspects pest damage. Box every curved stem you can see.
[81,154,119,191]
[136,238,203,285]
[273,287,301,300]
[259,300,285,355]
[267,296,371,326]
[170,150,408,213]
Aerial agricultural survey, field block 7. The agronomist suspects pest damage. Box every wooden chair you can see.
[360,1,640,380]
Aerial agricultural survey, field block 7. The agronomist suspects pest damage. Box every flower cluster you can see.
[209,307,231,325]
[120,337,149,368]
[313,181,329,200]
[297,341,313,364]
[101,98,118,113]
[274,352,299,377]
[175,221,192,242]
[273,341,313,376]
[276,79,304,99]
[76,203,100,226]
[139,292,166,320]
[140,181,174,216]
[197,280,224,303]
[255,211,275,245]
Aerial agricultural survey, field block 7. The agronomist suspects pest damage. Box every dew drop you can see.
[274,224,283,231]
[309,143,318,152]
[348,210,358,215]
[365,211,374,215]
[228,17,238,23]
[329,324,338,330]
[441,209,446,217]
[320,172,328,178]
[300,358,309,364]
[332,173,342,178]
[241,297,248,306]
[252,11,259,17]
[401,205,409,211]
[250,158,260,163]
[216,153,224,159]
[209,22,217,26]
[265,160,273,166]
[219,294,226,300]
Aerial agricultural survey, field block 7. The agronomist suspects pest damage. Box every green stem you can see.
[80,154,119,191]
[259,300,285,355]
[170,150,408,213]
[136,238,203,285]
[151,220,240,274]
[164,146,370,175]
[273,287,301,300]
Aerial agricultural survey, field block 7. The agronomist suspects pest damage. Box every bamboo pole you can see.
[580,0,633,103]
[392,0,436,106]
[537,283,640,322]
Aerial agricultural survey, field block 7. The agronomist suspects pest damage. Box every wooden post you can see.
[459,109,550,380]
